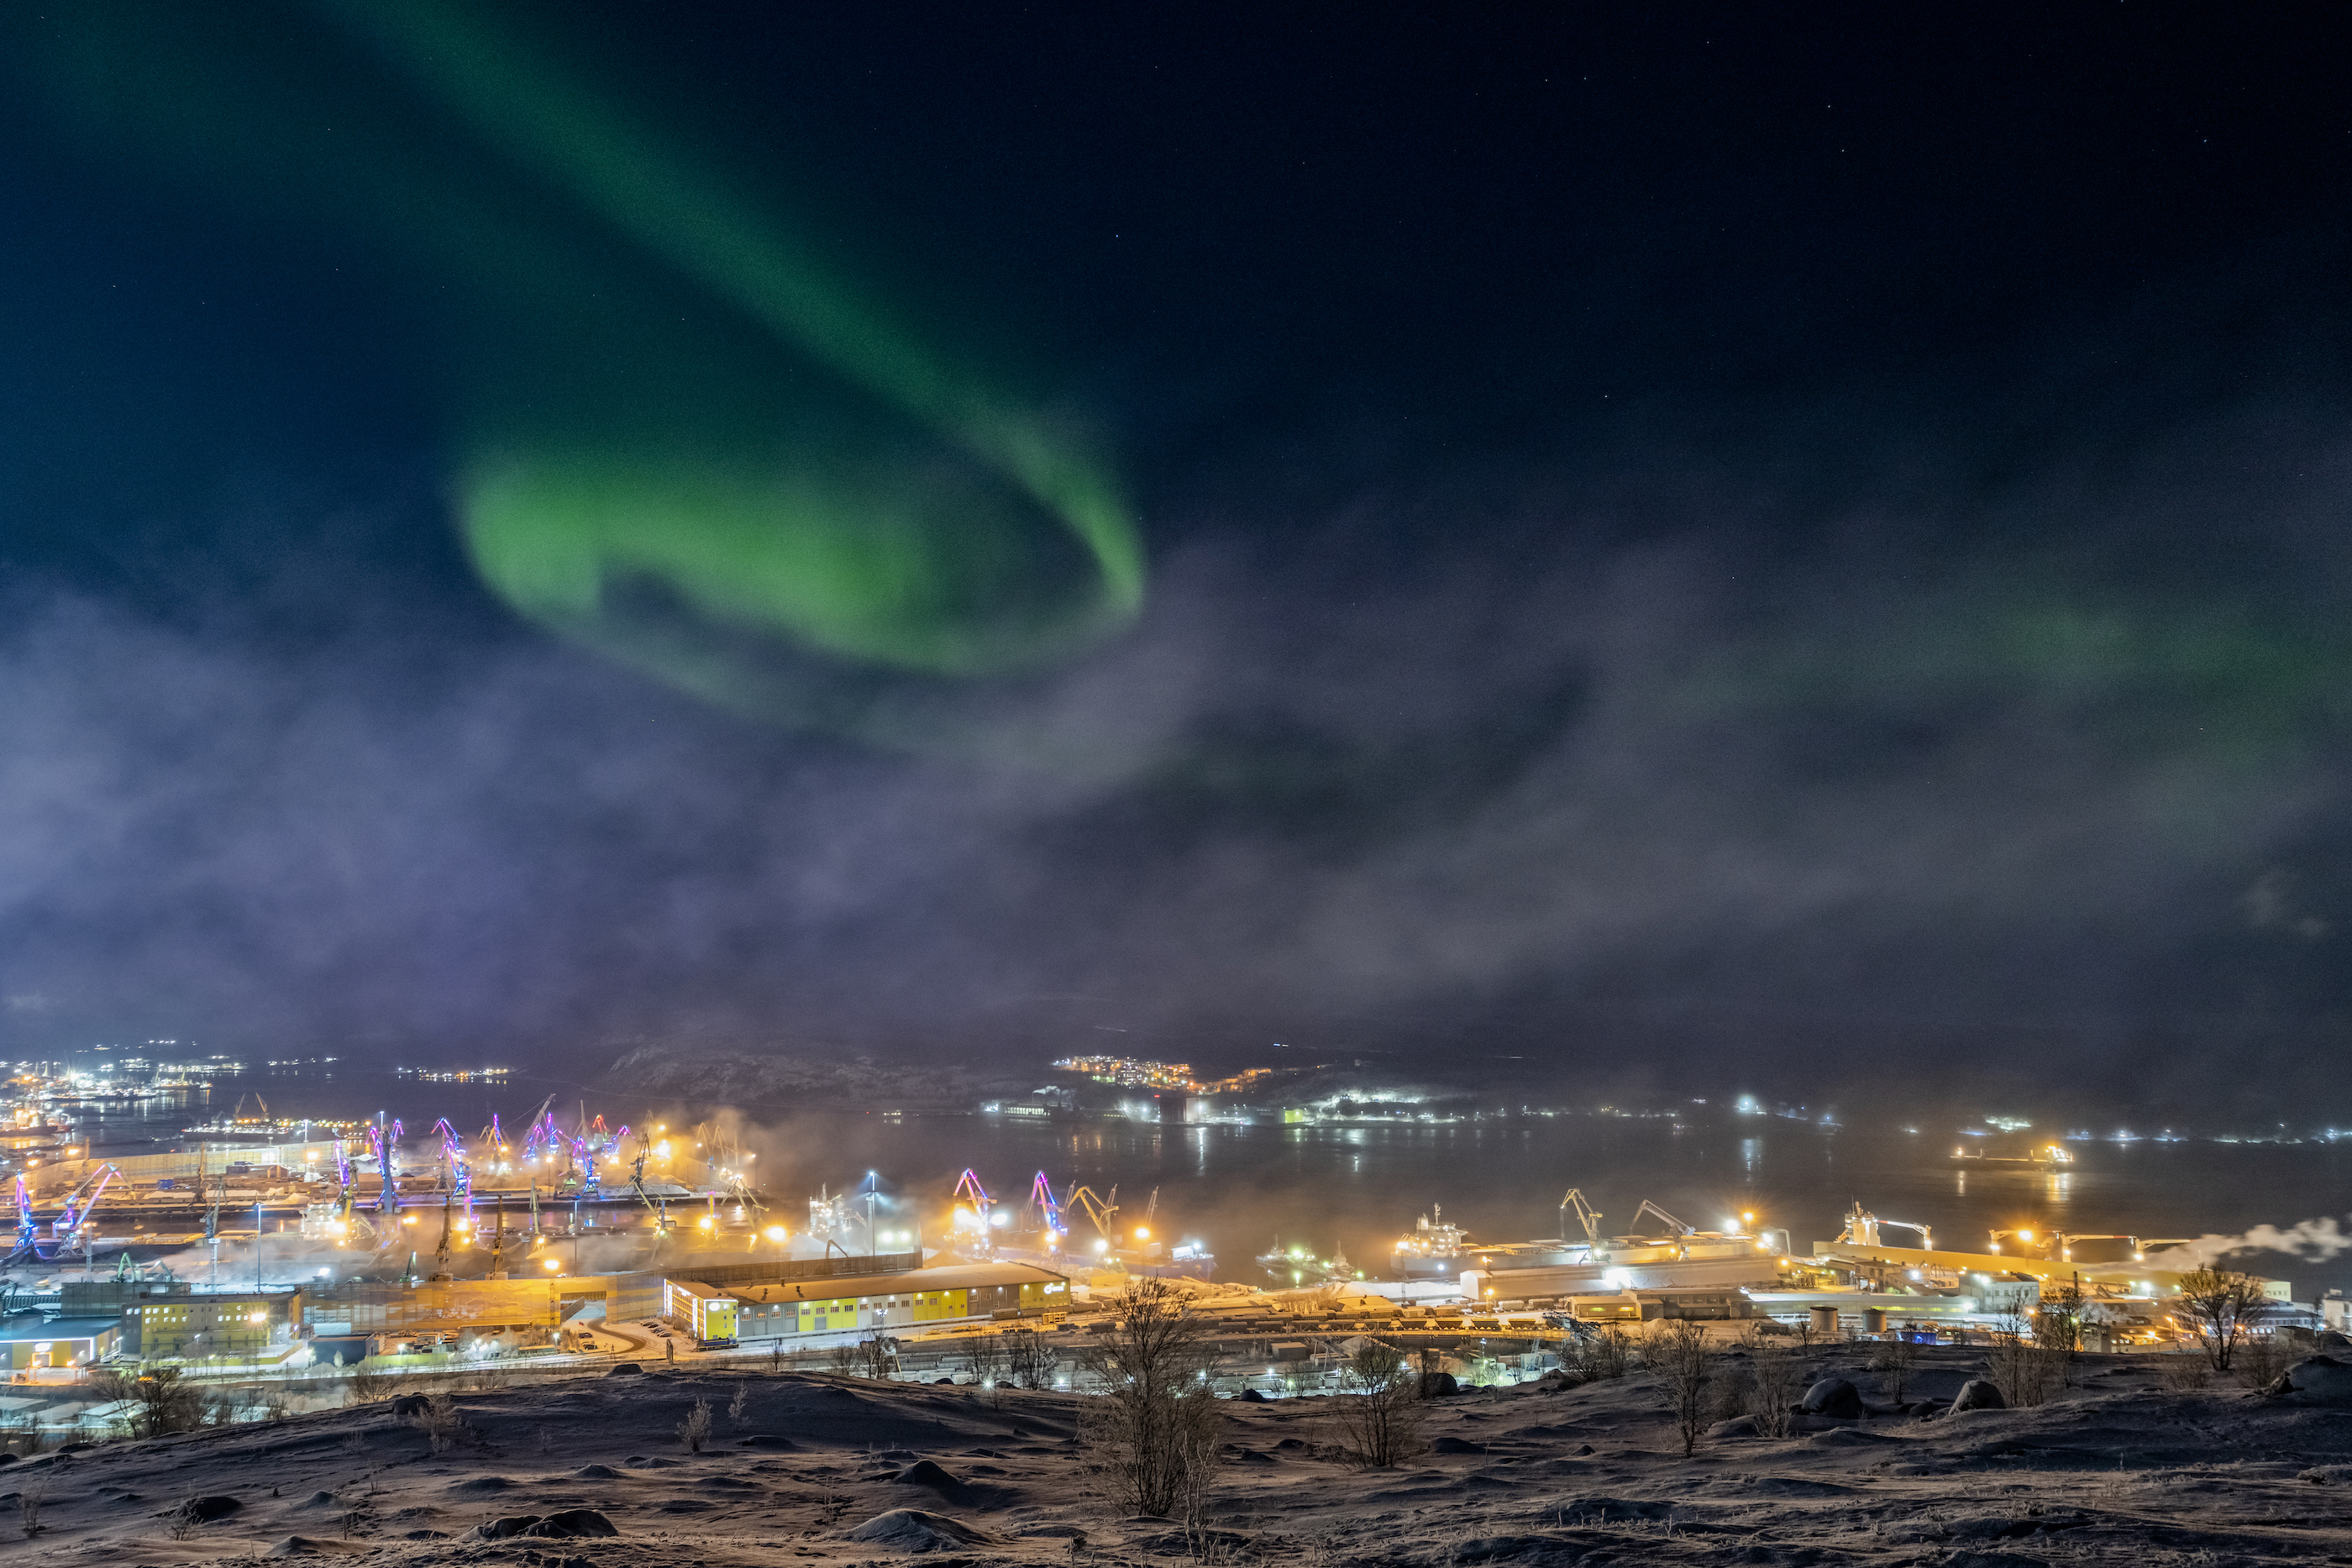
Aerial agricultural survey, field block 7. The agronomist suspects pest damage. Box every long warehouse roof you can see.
[722,1261,1069,1303]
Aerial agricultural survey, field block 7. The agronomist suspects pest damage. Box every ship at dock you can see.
[1384,1190,1790,1295]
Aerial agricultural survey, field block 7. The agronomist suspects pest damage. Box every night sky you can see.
[2,4,2348,1115]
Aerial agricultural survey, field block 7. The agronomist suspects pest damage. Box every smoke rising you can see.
[2,374,2350,1116]
[2155,1217,2352,1272]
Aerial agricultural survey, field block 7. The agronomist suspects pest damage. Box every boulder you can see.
[1419,1371,1460,1398]
[2319,1329,2351,1350]
[387,1394,428,1418]
[895,1460,961,1488]
[465,1517,543,1541]
[527,1508,619,1538]
[1800,1377,1864,1419]
[178,1496,244,1523]
[572,1464,624,1480]
[606,1362,644,1377]
[260,1536,368,1558]
[1428,1435,1488,1454]
[846,1508,995,1553]
[2270,1354,2352,1404]
[1238,1387,1268,1403]
[1950,1378,2008,1413]
[1708,1415,1761,1440]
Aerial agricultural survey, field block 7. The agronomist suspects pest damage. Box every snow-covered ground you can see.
[1,1346,2347,1564]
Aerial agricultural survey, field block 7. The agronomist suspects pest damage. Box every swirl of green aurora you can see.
[12,2,1143,737]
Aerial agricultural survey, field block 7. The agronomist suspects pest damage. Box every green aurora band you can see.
[13,1,1144,734]
[327,0,1142,682]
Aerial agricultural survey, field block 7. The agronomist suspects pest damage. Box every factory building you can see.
[723,1261,1069,1340]
[0,1312,119,1372]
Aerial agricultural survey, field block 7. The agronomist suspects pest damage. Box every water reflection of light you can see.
[2046,1172,2071,1204]
[1740,1137,1761,1173]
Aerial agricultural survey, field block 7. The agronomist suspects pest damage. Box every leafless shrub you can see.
[1003,1328,1055,1390]
[1745,1329,1799,1439]
[827,1343,860,1376]
[1330,1341,1425,1467]
[768,1341,785,1374]
[1988,1319,2063,1408]
[1870,1333,1919,1404]
[2173,1268,2276,1372]
[961,1333,1005,1387]
[2234,1332,2291,1389]
[1562,1324,1632,1383]
[1077,1279,1224,1517]
[677,1396,711,1453]
[2156,1351,2213,1392]
[413,1393,463,1455]
[349,1365,396,1400]
[727,1382,749,1423]
[259,1388,291,1424]
[1646,1320,1714,1456]
[17,1486,45,1539]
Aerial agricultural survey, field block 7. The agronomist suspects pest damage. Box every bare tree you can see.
[129,1368,204,1438]
[727,1382,750,1424]
[1076,1279,1223,1517]
[2037,1274,2087,1356]
[677,1396,711,1454]
[2173,1267,2274,1373]
[1330,1341,1425,1467]
[1646,1320,1714,1456]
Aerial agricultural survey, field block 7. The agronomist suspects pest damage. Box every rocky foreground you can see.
[5,1347,2352,1565]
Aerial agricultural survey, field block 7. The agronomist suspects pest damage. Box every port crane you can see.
[1837,1203,1933,1251]
[1025,1172,1067,1240]
[1623,1200,1693,1241]
[627,1151,673,1243]
[1068,1184,1119,1240]
[1558,1188,1605,1253]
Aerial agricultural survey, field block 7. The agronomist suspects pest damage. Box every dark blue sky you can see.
[0,3,2348,1117]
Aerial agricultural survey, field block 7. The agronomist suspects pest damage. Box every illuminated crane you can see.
[1068,1184,1120,1240]
[1558,1188,1604,1253]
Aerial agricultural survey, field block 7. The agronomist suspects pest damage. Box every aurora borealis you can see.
[1,6,2349,1114]
[11,0,1142,733]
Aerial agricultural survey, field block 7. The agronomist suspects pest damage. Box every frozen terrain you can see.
[4,1346,2350,1565]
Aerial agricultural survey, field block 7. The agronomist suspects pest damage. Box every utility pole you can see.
[254,1200,264,1288]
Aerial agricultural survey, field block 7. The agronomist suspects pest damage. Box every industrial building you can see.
[726,1261,1069,1340]
[0,1312,118,1372]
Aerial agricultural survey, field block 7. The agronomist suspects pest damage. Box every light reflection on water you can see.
[62,1069,2352,1296]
